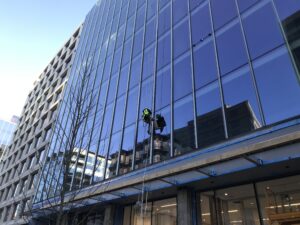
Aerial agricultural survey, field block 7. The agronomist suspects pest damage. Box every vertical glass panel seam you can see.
[187,0,199,149]
[170,0,174,157]
[208,0,229,139]
[234,0,266,126]
[131,0,151,167]
[270,0,300,81]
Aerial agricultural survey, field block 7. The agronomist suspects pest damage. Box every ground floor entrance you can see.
[119,174,300,225]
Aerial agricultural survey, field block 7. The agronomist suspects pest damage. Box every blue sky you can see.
[0,0,97,120]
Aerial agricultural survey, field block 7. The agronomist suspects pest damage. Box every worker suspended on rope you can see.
[142,108,152,124]
[142,108,166,134]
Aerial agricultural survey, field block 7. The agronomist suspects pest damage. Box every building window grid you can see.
[114,0,149,175]
[71,0,117,188]
[68,0,115,189]
[79,0,127,183]
[234,0,266,127]
[36,0,300,202]
[98,0,139,179]
[106,0,146,178]
[41,4,103,199]
[64,0,117,189]
[86,0,129,183]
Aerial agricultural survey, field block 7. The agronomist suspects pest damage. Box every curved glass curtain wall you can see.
[35,0,300,202]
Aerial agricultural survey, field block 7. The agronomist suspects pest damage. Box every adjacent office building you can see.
[28,0,300,225]
[0,117,19,160]
[0,27,82,225]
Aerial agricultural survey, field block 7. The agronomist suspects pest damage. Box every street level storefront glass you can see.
[36,0,300,202]
[256,175,300,225]
[200,185,260,225]
[199,175,300,225]
[70,209,105,225]
[123,197,177,225]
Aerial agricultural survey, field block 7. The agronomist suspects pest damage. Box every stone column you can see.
[177,189,193,225]
[104,205,116,225]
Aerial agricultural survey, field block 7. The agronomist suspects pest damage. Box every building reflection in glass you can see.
[113,98,261,173]
[46,148,107,191]
[282,10,300,81]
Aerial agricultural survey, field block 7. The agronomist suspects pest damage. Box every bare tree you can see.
[19,49,111,225]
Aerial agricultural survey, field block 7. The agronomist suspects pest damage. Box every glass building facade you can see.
[35,0,300,210]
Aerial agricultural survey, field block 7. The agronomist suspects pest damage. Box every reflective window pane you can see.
[274,0,300,20]
[112,49,122,74]
[196,81,225,148]
[133,29,144,57]
[222,66,263,138]
[158,5,171,36]
[159,0,169,10]
[130,55,142,88]
[139,77,153,114]
[118,65,129,97]
[237,0,259,12]
[193,41,218,89]
[173,0,188,25]
[154,106,171,163]
[128,0,137,17]
[275,1,300,76]
[174,54,193,101]
[112,96,126,133]
[157,33,171,70]
[122,39,133,66]
[93,139,108,182]
[103,56,113,81]
[190,0,205,11]
[211,0,237,30]
[216,23,248,75]
[116,25,125,48]
[145,20,157,47]
[119,125,135,175]
[243,3,284,59]
[254,47,300,125]
[135,120,151,169]
[173,19,190,58]
[125,87,139,127]
[156,66,171,110]
[174,94,195,155]
[147,0,157,21]
[120,2,129,26]
[107,75,117,104]
[191,4,212,45]
[101,104,113,139]
[106,131,121,179]
[143,46,155,80]
[135,4,146,30]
